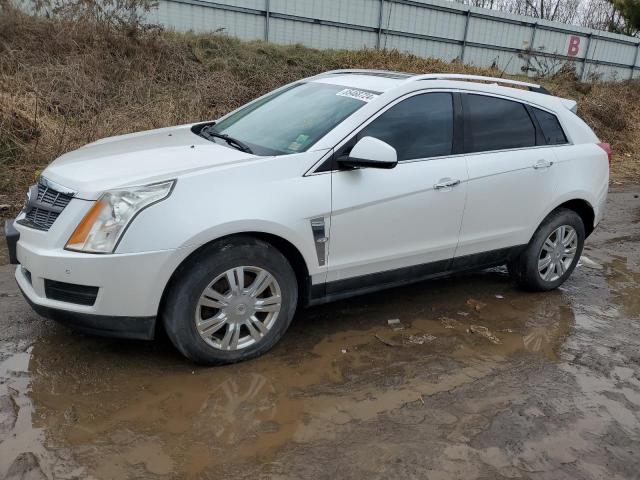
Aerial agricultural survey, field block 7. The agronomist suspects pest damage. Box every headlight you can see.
[65,180,175,253]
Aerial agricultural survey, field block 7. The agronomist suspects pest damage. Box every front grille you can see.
[37,183,73,208]
[25,208,60,231]
[18,181,74,231]
[44,279,99,306]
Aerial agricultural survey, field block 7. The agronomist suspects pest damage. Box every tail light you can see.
[597,143,612,167]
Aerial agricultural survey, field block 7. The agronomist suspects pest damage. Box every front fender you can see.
[115,150,331,279]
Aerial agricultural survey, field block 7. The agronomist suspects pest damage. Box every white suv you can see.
[5,71,610,364]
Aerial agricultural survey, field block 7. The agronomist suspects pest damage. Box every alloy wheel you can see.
[195,266,282,350]
[537,225,578,282]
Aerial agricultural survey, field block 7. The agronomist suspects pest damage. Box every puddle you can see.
[603,256,640,318]
[0,346,49,479]
[0,271,577,478]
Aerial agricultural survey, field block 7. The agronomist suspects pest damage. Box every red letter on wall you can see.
[567,36,581,57]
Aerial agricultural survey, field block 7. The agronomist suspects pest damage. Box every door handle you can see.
[532,159,554,169]
[433,178,461,190]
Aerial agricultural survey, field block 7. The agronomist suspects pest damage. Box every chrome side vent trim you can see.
[310,217,328,267]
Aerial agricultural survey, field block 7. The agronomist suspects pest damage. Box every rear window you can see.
[532,107,568,145]
[465,95,536,153]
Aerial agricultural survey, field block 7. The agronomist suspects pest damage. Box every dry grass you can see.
[544,77,640,183]
[1,8,639,212]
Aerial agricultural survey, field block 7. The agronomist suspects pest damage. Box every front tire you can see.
[508,208,585,291]
[163,236,298,365]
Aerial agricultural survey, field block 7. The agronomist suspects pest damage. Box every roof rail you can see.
[318,69,413,79]
[314,70,551,94]
[406,74,550,94]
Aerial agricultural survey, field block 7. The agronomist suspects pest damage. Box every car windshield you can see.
[206,82,375,155]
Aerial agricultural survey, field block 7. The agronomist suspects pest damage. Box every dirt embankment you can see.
[1,8,639,212]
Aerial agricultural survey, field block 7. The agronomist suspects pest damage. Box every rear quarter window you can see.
[532,107,568,145]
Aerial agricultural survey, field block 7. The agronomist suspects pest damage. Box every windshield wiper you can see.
[200,126,253,154]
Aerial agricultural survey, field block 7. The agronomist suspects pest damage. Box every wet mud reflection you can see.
[24,271,577,478]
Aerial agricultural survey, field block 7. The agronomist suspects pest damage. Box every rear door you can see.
[327,92,468,294]
[454,93,561,263]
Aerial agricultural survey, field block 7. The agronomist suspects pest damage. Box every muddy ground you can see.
[0,187,639,480]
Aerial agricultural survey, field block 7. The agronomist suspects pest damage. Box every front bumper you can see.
[5,219,19,264]
[15,242,182,315]
[13,228,191,339]
[18,281,156,340]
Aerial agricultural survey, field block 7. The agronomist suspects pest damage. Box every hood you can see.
[41,124,257,199]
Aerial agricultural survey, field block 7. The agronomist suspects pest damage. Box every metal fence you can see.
[146,0,640,81]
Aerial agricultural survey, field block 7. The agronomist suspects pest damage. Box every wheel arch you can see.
[157,231,312,322]
[551,198,595,238]
[526,196,595,251]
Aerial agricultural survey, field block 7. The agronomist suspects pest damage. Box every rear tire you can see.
[508,208,585,291]
[163,236,298,365]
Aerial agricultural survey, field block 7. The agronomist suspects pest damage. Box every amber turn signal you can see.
[66,200,107,250]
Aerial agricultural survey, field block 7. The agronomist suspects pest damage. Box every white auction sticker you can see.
[336,88,379,102]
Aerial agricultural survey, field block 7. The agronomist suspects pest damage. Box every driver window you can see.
[357,92,454,161]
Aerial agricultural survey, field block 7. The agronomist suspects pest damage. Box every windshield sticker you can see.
[336,88,379,103]
[288,134,310,152]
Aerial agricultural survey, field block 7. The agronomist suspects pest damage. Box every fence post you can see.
[265,0,270,42]
[460,9,471,63]
[630,42,640,80]
[525,23,537,77]
[376,0,384,49]
[580,34,593,82]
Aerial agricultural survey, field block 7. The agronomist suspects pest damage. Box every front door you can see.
[327,92,468,296]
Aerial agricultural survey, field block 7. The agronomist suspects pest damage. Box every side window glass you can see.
[465,95,536,153]
[358,93,454,161]
[532,107,568,145]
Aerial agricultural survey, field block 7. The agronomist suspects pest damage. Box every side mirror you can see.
[338,136,398,170]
